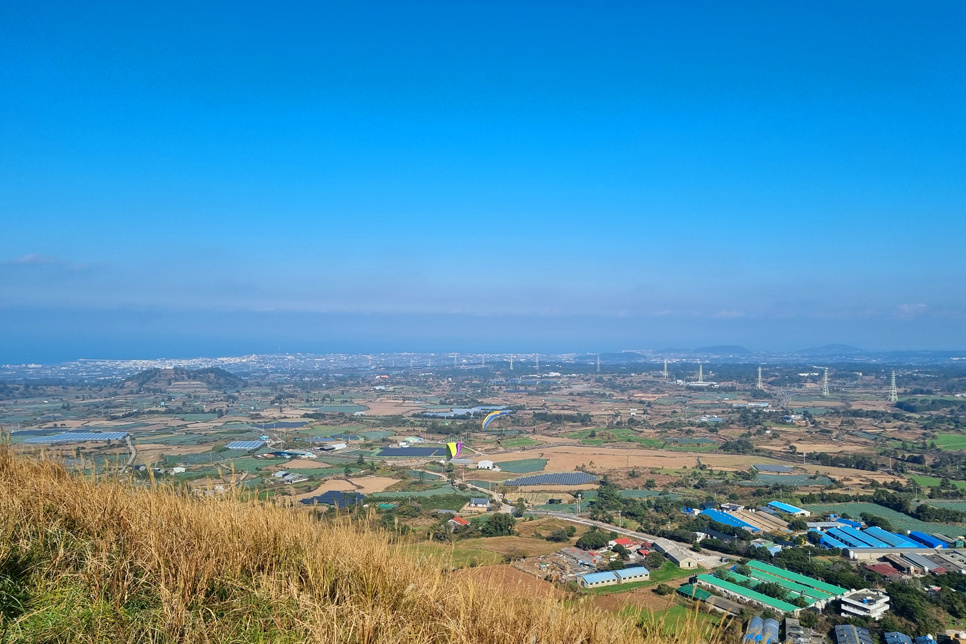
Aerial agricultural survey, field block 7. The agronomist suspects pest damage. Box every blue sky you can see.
[1,1,964,361]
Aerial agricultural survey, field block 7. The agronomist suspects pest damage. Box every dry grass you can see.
[0,449,720,644]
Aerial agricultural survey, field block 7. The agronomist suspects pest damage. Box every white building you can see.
[840,589,890,620]
[476,460,500,471]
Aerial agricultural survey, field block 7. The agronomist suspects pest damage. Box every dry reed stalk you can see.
[0,449,721,644]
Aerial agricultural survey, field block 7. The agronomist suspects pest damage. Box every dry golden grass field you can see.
[2,448,718,644]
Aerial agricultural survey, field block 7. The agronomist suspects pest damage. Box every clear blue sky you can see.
[2,1,964,361]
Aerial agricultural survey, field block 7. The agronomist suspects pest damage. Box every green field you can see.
[495,458,547,473]
[925,501,966,512]
[934,434,966,451]
[909,475,966,490]
[585,562,692,595]
[802,502,966,537]
[498,437,539,448]
[566,428,664,448]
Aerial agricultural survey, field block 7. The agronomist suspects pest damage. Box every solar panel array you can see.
[507,472,598,486]
[753,464,794,473]
[23,432,130,444]
[225,440,266,450]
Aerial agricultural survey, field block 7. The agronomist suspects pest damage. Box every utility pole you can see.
[597,355,600,373]
[889,371,899,402]
[510,355,513,371]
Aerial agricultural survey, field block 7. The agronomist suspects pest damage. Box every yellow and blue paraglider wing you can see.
[446,441,462,459]
[482,410,512,430]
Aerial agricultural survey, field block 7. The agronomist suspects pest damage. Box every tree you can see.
[545,529,571,542]
[482,513,516,537]
[645,479,657,489]
[344,465,352,476]
[612,544,630,560]
[644,551,666,570]
[655,583,674,596]
[513,497,527,518]
[798,611,818,628]
[788,518,808,531]
[606,559,625,570]
[575,531,610,550]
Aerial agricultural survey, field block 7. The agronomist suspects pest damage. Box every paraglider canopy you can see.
[482,410,512,430]
[446,442,462,459]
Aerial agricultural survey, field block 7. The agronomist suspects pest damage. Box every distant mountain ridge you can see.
[796,344,867,356]
[124,367,245,390]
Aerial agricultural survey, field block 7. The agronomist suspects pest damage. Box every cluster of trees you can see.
[544,525,576,542]
[897,399,966,413]
[531,412,593,425]
[720,438,755,454]
[805,452,880,471]
[432,513,517,542]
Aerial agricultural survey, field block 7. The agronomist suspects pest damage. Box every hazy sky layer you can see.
[2,1,965,361]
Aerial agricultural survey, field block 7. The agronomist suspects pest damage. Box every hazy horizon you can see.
[3,2,964,362]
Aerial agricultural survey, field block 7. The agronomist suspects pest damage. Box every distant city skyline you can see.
[2,2,964,362]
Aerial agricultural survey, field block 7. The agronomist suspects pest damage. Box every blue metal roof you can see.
[885,633,913,644]
[614,566,649,580]
[702,508,759,531]
[863,526,919,548]
[837,526,889,548]
[826,528,867,548]
[818,532,851,549]
[908,531,946,548]
[768,500,806,514]
[225,440,266,450]
[581,571,618,584]
[23,431,130,443]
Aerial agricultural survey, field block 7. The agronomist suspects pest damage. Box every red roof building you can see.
[448,516,471,530]
[865,563,901,577]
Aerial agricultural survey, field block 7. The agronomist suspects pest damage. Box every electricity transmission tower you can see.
[778,388,793,410]
[663,359,669,380]
[698,364,703,383]
[756,366,764,390]
[889,371,899,402]
[822,368,830,398]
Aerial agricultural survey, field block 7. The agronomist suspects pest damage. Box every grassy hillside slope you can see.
[0,450,713,644]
